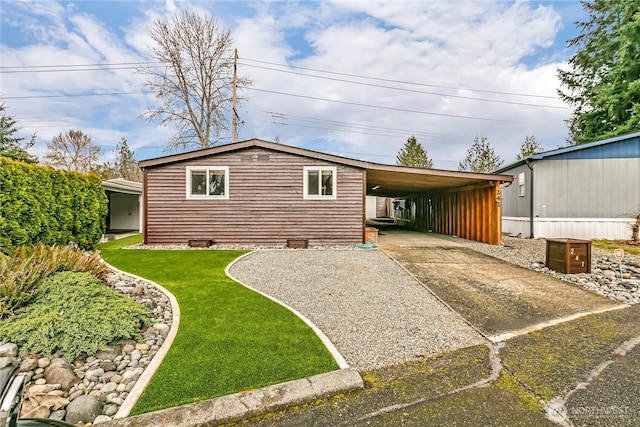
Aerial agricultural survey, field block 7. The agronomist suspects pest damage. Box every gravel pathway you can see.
[228,249,485,371]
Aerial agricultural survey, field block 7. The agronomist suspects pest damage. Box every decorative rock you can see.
[28,384,61,394]
[45,359,80,391]
[130,349,142,361]
[101,360,117,372]
[102,382,118,393]
[0,357,16,369]
[95,345,122,361]
[20,358,38,372]
[122,344,135,355]
[152,323,170,338]
[0,342,18,357]
[49,410,66,421]
[103,403,119,416]
[94,415,113,424]
[65,395,102,425]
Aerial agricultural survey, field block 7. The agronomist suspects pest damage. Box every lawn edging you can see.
[102,367,363,427]
[225,250,350,369]
[100,260,182,420]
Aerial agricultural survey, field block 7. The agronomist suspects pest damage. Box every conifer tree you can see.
[458,135,503,173]
[557,0,640,143]
[396,136,433,168]
[516,135,543,160]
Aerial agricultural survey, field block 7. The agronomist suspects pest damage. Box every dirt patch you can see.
[383,246,621,336]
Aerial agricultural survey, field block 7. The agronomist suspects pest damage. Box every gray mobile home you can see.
[496,132,640,240]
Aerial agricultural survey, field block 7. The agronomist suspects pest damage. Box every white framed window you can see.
[518,172,526,197]
[186,166,229,199]
[303,166,337,199]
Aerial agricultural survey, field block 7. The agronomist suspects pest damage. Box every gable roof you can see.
[495,131,640,174]
[140,138,513,196]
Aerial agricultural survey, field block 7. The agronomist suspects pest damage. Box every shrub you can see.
[0,157,107,254]
[0,271,151,360]
[0,244,110,318]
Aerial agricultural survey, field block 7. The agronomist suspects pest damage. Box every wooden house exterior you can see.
[141,143,365,245]
[140,139,513,246]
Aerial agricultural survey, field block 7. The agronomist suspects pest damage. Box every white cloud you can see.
[1,0,577,169]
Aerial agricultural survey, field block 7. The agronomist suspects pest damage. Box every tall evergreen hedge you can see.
[0,157,108,254]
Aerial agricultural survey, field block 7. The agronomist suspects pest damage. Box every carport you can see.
[364,165,513,245]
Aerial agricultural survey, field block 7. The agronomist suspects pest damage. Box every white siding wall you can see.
[502,217,635,240]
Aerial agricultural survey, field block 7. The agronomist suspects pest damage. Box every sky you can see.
[0,0,588,170]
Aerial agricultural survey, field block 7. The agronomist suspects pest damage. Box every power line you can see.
[2,92,141,100]
[246,87,529,124]
[240,62,567,109]
[246,108,464,142]
[241,57,560,100]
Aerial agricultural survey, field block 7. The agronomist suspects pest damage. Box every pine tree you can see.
[396,136,433,168]
[557,0,640,143]
[115,138,142,182]
[458,135,503,173]
[0,103,38,163]
[516,135,543,160]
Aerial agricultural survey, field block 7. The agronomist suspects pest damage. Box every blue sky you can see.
[1,0,587,169]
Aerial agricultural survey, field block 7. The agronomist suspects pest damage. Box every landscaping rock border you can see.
[0,268,173,426]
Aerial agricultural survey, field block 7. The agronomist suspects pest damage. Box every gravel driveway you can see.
[228,249,484,370]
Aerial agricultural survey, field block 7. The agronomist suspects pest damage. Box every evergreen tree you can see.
[557,0,640,143]
[0,103,38,163]
[458,135,503,173]
[115,138,142,182]
[396,136,433,168]
[516,135,543,160]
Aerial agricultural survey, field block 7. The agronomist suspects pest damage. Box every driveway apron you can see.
[377,229,621,337]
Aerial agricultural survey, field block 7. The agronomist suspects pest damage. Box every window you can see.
[303,166,336,199]
[518,172,526,197]
[186,166,229,199]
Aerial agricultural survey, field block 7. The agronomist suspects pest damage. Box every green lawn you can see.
[592,239,640,256]
[99,236,338,415]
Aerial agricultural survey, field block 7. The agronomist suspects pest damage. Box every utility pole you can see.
[232,48,238,143]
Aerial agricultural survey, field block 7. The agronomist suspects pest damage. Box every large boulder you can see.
[44,358,80,391]
[0,342,18,357]
[65,395,102,425]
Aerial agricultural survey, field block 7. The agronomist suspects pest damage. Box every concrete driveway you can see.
[377,228,622,339]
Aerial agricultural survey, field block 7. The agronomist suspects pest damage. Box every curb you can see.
[102,367,364,427]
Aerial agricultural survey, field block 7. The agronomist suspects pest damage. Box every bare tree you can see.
[138,9,251,152]
[45,130,101,173]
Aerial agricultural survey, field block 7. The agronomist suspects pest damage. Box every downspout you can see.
[524,158,534,239]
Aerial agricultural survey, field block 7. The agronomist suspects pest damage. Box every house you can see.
[495,132,640,240]
[102,178,143,234]
[138,139,513,246]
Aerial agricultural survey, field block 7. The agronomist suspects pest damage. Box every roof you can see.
[495,131,640,174]
[102,178,143,195]
[139,138,513,197]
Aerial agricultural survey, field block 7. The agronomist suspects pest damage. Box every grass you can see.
[592,239,640,256]
[98,236,338,415]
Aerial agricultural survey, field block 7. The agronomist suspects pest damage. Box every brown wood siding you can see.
[143,147,365,245]
[409,183,502,245]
